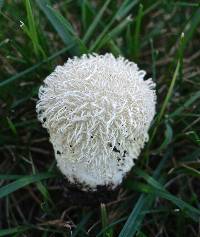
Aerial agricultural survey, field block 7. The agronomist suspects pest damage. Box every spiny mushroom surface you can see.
[36,53,156,191]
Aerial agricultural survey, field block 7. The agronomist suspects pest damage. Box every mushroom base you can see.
[60,178,120,206]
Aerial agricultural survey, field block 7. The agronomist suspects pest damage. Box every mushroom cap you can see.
[36,53,156,191]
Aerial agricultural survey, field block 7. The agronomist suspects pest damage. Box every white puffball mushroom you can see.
[36,53,156,191]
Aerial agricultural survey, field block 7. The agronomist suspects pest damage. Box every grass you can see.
[0,0,200,236]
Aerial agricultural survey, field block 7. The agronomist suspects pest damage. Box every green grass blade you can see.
[0,226,30,236]
[181,148,200,162]
[46,5,87,54]
[97,15,132,51]
[132,4,143,60]
[182,8,200,49]
[0,0,4,9]
[156,121,173,152]
[178,32,185,82]
[0,172,56,199]
[81,0,122,53]
[174,2,199,7]
[134,168,200,221]
[116,0,139,20]
[170,91,200,118]
[141,22,164,48]
[119,194,154,237]
[24,0,46,58]
[25,0,39,56]
[101,203,113,237]
[81,0,93,31]
[0,38,9,48]
[108,40,122,55]
[30,157,54,206]
[148,59,180,147]
[143,1,161,16]
[135,181,200,221]
[72,212,92,237]
[89,0,139,51]
[35,0,78,54]
[0,175,23,180]
[97,217,127,237]
[101,204,108,237]
[6,117,17,136]
[119,149,172,237]
[83,0,111,44]
[150,38,158,82]
[173,164,200,178]
[0,46,72,87]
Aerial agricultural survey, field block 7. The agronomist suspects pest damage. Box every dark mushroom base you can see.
[60,178,120,206]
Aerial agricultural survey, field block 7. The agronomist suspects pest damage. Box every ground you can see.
[0,0,200,236]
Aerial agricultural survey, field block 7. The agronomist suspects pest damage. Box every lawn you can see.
[0,0,200,236]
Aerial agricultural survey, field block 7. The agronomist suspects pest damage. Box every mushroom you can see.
[36,53,156,191]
